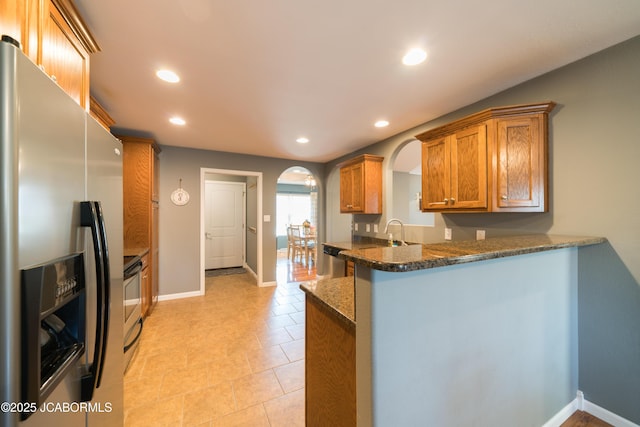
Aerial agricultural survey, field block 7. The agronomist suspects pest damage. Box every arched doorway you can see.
[276,167,318,283]
[391,139,434,226]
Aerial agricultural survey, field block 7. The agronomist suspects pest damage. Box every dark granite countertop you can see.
[124,247,150,258]
[300,277,355,330]
[322,238,388,256]
[310,234,606,329]
[326,234,606,272]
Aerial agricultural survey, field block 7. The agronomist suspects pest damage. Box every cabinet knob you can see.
[501,195,508,201]
[443,198,449,204]
[450,198,455,204]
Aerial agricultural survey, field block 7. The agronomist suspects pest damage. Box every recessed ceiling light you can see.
[169,117,186,125]
[402,48,427,66]
[296,137,309,144]
[156,69,180,83]
[374,120,389,128]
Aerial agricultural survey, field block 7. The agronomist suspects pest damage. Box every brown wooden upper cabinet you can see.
[416,102,555,213]
[421,124,487,211]
[339,154,384,214]
[1,0,99,109]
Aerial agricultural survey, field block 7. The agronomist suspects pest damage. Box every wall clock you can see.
[171,179,190,206]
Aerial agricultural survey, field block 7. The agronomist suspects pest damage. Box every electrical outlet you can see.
[373,224,379,233]
[366,224,371,232]
[444,227,452,241]
[476,229,486,240]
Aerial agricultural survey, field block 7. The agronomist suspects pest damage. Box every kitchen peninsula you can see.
[302,234,606,426]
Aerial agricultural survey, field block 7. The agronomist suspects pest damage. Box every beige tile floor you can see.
[123,272,306,426]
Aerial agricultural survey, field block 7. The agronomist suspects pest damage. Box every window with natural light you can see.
[276,193,312,235]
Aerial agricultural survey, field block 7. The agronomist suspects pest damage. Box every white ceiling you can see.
[75,0,640,163]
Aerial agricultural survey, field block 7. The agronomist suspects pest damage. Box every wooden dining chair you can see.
[286,225,295,260]
[289,225,304,263]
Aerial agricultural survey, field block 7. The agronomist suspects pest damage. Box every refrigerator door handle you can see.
[80,201,110,401]
[93,201,111,388]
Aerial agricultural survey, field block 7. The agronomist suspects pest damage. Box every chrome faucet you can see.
[383,218,408,246]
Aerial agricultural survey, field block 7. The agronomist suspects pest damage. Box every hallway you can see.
[123,271,307,426]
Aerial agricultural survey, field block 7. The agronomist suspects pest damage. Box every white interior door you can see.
[205,181,245,269]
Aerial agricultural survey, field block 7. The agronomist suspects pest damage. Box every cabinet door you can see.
[349,162,364,212]
[421,136,451,210]
[41,0,90,108]
[340,163,364,212]
[340,166,354,212]
[450,124,487,209]
[123,141,152,248]
[140,265,150,317]
[496,116,544,210]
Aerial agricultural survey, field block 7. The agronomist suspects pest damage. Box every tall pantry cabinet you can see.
[121,136,160,317]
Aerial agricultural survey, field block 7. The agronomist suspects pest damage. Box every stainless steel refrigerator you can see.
[1,37,124,427]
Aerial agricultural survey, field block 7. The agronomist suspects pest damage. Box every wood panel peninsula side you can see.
[303,234,606,426]
[417,102,556,213]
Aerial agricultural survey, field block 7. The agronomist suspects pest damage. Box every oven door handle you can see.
[124,317,144,353]
[124,262,142,280]
[79,201,110,401]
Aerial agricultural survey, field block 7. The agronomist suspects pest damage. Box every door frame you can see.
[200,168,263,292]
[204,180,246,270]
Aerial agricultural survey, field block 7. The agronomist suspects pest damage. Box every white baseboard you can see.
[157,289,203,301]
[243,262,256,279]
[542,398,580,427]
[581,394,639,427]
[543,391,639,427]
[260,280,277,287]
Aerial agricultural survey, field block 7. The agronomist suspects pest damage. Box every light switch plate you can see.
[444,228,452,240]
[354,223,359,232]
[476,230,486,240]
[366,224,371,232]
[373,224,379,233]
[263,215,271,222]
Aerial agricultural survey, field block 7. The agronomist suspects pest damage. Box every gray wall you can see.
[158,145,324,293]
[327,35,640,422]
[357,249,578,426]
[578,242,640,422]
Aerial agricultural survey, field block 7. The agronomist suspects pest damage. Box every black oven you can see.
[123,255,143,371]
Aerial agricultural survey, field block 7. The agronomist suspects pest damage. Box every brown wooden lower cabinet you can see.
[305,298,356,426]
[345,260,354,277]
[140,253,150,317]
